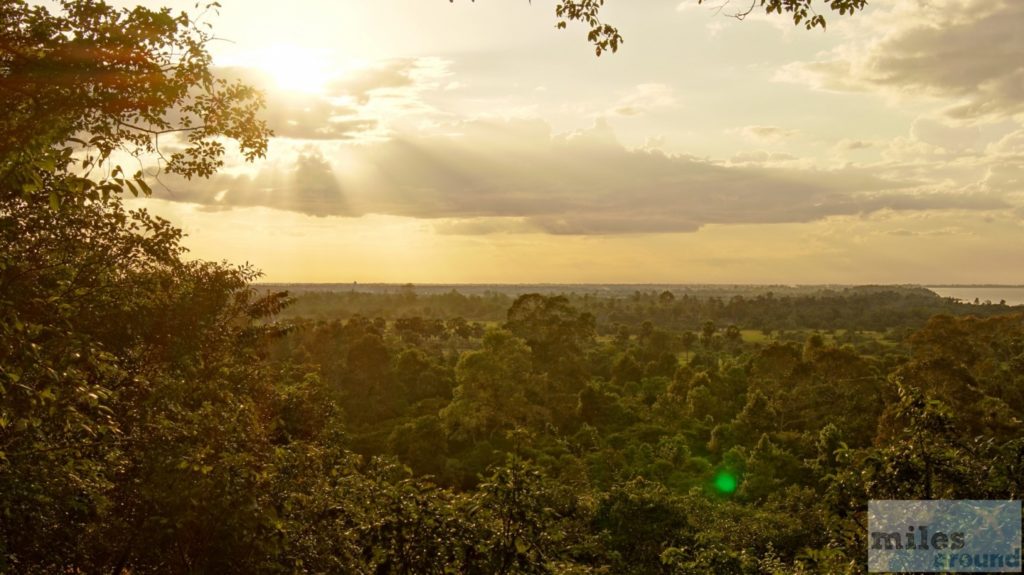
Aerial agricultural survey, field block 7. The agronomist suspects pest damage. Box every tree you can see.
[455,0,622,56]
[441,330,536,441]
[505,294,596,386]
[659,290,676,305]
[699,320,717,349]
[699,0,868,30]
[454,0,867,59]
[1,0,271,204]
[593,478,692,574]
[0,1,279,569]
[0,189,300,571]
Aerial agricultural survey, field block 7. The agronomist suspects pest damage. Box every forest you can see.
[2,0,1022,573]
[7,258,1024,573]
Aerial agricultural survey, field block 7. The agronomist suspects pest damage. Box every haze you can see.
[115,0,1024,284]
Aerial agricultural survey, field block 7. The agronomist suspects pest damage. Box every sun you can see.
[250,44,337,95]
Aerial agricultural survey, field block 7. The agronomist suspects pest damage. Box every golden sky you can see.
[114,0,1024,283]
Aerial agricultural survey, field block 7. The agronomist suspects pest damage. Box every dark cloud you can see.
[353,121,1005,233]
[156,150,352,217]
[158,119,1010,234]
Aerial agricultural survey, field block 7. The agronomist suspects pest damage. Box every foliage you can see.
[2,0,1019,572]
[449,0,869,57]
[451,0,622,56]
[5,192,1024,572]
[1,0,270,204]
[277,285,1017,333]
[697,0,869,30]
[262,295,1024,573]
[553,0,622,56]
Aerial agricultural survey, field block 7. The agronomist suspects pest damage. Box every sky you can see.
[113,0,1024,283]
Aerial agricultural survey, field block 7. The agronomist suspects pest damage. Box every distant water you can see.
[928,286,1024,306]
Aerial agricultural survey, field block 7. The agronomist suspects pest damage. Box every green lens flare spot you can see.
[713,471,737,494]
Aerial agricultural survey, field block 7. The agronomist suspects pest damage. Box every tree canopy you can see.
[1,0,271,208]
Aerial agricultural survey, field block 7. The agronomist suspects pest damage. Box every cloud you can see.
[733,125,800,143]
[156,148,352,217]
[887,227,973,237]
[988,130,1024,156]
[326,59,417,103]
[982,158,1024,195]
[779,0,1024,121]
[263,96,376,141]
[157,119,1010,234]
[432,217,535,235]
[834,139,875,152]
[910,117,982,152]
[728,151,798,165]
[979,130,1024,194]
[214,58,449,141]
[214,66,376,141]
[610,83,677,116]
